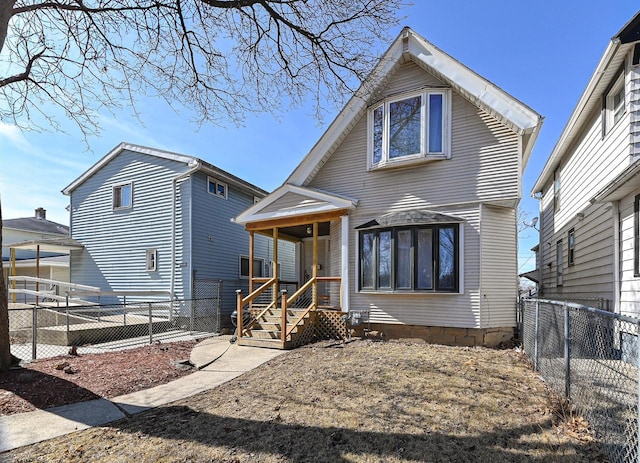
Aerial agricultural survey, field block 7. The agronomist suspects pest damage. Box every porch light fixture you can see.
[306,226,312,235]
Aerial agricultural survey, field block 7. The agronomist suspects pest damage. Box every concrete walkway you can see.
[0,338,284,453]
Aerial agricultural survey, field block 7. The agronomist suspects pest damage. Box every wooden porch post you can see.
[272,227,279,304]
[312,222,318,307]
[248,230,254,310]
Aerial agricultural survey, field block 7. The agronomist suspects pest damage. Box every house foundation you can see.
[354,323,514,347]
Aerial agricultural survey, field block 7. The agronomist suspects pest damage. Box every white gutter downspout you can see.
[171,161,201,303]
[613,201,621,314]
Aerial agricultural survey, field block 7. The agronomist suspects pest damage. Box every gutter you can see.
[170,160,201,302]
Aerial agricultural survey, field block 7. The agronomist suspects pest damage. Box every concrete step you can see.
[237,337,288,349]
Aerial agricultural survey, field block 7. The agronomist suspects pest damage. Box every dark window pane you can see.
[428,94,443,153]
[389,96,421,158]
[373,106,383,164]
[240,257,249,277]
[397,230,412,289]
[378,231,392,288]
[417,229,433,289]
[438,227,456,290]
[361,232,375,289]
[253,259,263,277]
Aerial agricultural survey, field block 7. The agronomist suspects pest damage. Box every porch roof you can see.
[7,237,84,254]
[233,184,358,229]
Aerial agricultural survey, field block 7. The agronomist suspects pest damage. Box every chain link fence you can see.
[521,298,639,463]
[9,296,222,362]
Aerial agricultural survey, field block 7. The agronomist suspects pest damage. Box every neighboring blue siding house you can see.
[62,143,294,318]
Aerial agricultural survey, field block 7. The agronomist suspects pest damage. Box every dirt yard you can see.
[3,340,606,462]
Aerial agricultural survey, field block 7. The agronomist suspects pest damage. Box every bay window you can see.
[369,89,450,169]
[359,223,459,292]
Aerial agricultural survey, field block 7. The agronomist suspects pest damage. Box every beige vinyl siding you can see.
[479,205,517,327]
[347,206,481,328]
[619,191,640,317]
[303,61,523,329]
[308,62,520,209]
[260,193,330,214]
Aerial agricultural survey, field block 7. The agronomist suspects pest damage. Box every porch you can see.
[234,212,351,349]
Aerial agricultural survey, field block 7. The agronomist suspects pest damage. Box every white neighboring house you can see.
[235,27,543,347]
[2,208,71,289]
[532,11,640,316]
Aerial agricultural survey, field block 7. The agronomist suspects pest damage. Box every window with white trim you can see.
[605,73,625,133]
[368,89,450,169]
[113,183,132,209]
[146,249,157,271]
[634,194,640,277]
[359,224,459,292]
[207,177,227,199]
[240,256,264,278]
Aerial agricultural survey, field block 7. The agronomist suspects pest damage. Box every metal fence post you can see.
[148,302,153,344]
[637,320,640,463]
[534,298,540,371]
[31,306,37,360]
[564,302,571,399]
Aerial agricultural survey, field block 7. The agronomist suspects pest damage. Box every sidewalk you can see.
[0,338,284,453]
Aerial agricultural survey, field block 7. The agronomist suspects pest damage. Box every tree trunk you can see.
[0,201,14,372]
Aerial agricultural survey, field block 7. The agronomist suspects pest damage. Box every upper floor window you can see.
[359,223,459,292]
[113,183,132,209]
[207,177,227,199]
[369,89,450,169]
[605,73,625,133]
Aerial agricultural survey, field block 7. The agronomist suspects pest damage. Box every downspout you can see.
[171,161,201,302]
[612,201,620,313]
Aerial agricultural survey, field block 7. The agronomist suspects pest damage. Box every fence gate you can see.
[191,278,222,333]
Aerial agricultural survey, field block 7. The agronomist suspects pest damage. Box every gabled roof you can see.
[4,217,69,236]
[532,10,640,194]
[62,142,267,198]
[234,184,357,226]
[287,27,543,187]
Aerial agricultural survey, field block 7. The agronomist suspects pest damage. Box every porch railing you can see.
[235,276,342,344]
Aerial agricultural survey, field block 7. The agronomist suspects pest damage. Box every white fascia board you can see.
[233,184,357,225]
[532,40,625,195]
[62,142,197,195]
[408,35,542,134]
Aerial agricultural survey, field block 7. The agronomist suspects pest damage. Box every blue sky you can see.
[1,1,638,274]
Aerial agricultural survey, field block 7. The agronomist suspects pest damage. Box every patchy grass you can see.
[5,340,605,462]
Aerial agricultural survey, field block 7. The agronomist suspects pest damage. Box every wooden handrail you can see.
[286,302,316,338]
[241,300,277,334]
[287,277,316,305]
[241,277,277,305]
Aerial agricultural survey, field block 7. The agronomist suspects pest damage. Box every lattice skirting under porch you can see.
[292,309,348,347]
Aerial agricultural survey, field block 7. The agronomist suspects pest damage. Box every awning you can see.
[355,209,464,229]
[519,270,539,284]
[7,238,84,253]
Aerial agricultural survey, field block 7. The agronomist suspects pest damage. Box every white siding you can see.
[619,191,640,317]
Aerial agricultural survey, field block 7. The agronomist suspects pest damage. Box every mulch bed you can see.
[0,341,196,415]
